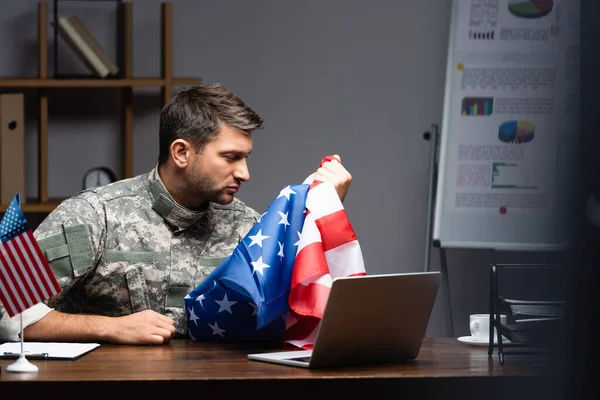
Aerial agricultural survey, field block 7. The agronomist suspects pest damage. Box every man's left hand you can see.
[314,154,352,203]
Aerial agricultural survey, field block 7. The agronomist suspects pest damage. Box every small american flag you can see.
[0,194,61,317]
[185,157,365,347]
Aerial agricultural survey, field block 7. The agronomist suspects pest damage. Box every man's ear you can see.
[170,139,193,169]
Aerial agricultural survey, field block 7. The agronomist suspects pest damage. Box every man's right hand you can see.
[24,309,176,345]
[109,310,176,345]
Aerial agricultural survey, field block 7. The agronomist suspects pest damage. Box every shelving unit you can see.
[0,2,201,213]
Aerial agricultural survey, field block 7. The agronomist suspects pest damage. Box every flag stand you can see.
[5,314,38,373]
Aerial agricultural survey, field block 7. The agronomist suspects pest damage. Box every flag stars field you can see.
[277,185,296,201]
[187,306,199,326]
[196,293,205,307]
[248,229,269,248]
[209,321,226,337]
[293,230,303,247]
[215,293,236,314]
[277,211,290,230]
[258,211,267,223]
[249,303,258,316]
[251,256,270,276]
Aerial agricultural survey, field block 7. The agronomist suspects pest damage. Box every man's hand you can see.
[107,310,176,345]
[314,154,352,203]
[24,309,176,345]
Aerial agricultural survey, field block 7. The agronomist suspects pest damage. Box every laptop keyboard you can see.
[288,356,312,363]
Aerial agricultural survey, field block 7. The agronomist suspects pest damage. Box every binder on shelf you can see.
[68,15,119,76]
[0,93,26,205]
[57,16,110,77]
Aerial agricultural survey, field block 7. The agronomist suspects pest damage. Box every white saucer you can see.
[457,336,512,347]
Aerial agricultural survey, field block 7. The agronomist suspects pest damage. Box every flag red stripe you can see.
[16,235,49,301]
[0,244,30,314]
[315,209,357,252]
[288,281,330,318]
[291,241,329,287]
[8,238,43,305]
[23,231,58,296]
[1,242,34,310]
[27,231,61,294]
[0,260,19,316]
[4,241,36,307]
[18,233,53,301]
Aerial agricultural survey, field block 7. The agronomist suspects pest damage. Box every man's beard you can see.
[185,169,235,206]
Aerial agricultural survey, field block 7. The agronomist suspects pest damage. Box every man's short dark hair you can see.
[158,84,263,165]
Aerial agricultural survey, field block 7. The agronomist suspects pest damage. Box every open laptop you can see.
[248,271,441,368]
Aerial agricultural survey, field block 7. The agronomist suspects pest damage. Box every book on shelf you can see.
[67,15,119,76]
[57,16,116,78]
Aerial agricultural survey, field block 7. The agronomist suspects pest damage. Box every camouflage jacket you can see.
[28,168,259,337]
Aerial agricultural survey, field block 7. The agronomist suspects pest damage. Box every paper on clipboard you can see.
[0,342,100,360]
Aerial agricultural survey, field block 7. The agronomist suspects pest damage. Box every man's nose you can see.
[234,159,250,182]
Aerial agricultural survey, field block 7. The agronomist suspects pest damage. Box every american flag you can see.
[185,159,365,347]
[0,194,61,317]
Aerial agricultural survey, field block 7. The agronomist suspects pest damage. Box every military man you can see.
[0,84,352,345]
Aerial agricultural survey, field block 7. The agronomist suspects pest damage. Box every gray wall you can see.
[0,0,567,338]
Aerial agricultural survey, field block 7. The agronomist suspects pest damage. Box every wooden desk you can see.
[0,338,564,400]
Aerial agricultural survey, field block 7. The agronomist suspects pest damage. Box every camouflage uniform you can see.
[0,168,259,339]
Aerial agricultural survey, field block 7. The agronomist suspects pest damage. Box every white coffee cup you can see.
[469,313,507,340]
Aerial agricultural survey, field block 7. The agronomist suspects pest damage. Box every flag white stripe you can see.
[299,272,332,288]
[14,237,48,302]
[10,237,47,303]
[285,324,320,349]
[306,183,343,219]
[324,241,365,279]
[295,213,321,255]
[0,242,34,310]
[0,263,18,316]
[0,244,27,310]
[312,273,332,286]
[22,232,56,298]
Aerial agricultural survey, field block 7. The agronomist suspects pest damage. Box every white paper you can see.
[0,342,100,359]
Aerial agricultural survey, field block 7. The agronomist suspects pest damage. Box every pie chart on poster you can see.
[508,0,554,18]
[498,120,536,144]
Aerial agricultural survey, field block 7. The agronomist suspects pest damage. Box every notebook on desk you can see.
[0,342,100,360]
[248,271,441,368]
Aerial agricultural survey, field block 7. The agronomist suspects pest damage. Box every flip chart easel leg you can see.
[440,248,454,337]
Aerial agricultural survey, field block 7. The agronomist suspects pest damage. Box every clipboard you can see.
[0,342,100,360]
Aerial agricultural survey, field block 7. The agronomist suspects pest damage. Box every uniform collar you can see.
[147,167,212,232]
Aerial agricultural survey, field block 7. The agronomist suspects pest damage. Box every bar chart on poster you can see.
[432,0,580,250]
